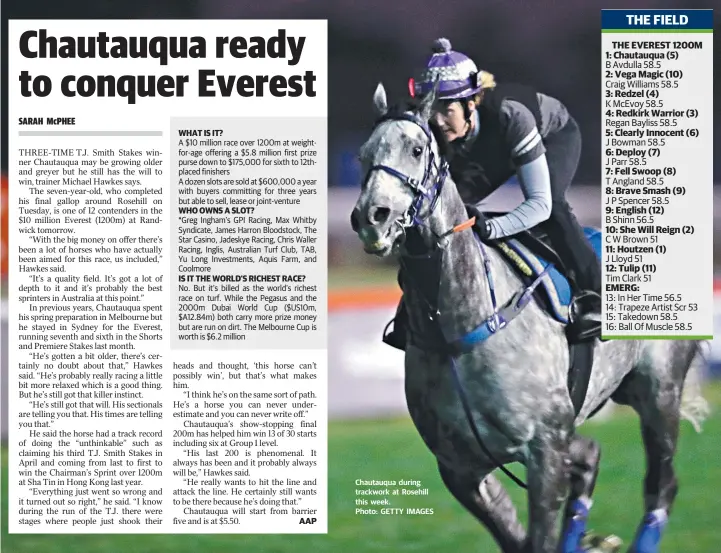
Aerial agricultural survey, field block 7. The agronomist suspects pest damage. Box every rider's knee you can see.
[550,197,571,212]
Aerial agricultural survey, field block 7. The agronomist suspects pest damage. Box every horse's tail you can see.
[680,340,712,433]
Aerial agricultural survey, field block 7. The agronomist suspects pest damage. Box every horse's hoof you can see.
[628,510,667,553]
[581,532,623,553]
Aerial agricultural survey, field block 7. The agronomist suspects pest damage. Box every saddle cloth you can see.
[492,227,602,324]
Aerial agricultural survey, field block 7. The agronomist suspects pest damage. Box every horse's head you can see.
[350,81,446,257]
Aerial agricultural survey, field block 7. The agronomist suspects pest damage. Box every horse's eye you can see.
[412,146,423,157]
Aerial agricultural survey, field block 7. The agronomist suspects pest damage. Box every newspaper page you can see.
[8,19,328,534]
[4,6,718,553]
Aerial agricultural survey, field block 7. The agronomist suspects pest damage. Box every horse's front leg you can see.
[524,425,572,553]
[560,435,601,552]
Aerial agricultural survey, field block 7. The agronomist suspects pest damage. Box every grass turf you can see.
[2,382,720,553]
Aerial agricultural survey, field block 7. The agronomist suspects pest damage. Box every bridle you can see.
[360,109,476,319]
[361,111,462,238]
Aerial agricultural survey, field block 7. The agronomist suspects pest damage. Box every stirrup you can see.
[566,307,602,342]
[567,319,602,344]
[569,290,601,325]
[567,291,602,344]
[382,318,407,351]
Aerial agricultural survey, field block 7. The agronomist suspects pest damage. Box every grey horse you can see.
[349,82,710,553]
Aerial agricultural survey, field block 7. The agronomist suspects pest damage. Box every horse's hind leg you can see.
[560,435,601,552]
[525,427,573,553]
[437,462,526,553]
[618,343,696,553]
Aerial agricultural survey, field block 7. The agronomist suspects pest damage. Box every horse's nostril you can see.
[350,208,360,232]
[369,206,391,225]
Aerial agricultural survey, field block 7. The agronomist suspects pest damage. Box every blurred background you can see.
[2,1,720,552]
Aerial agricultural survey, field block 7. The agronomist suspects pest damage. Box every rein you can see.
[363,110,538,490]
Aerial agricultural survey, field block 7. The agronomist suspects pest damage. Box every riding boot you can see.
[540,205,603,344]
[382,297,409,351]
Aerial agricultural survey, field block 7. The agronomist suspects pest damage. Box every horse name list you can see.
[600,9,713,339]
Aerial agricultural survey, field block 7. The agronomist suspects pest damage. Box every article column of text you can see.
[11,135,167,532]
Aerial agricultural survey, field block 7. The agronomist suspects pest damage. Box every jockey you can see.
[383,37,602,350]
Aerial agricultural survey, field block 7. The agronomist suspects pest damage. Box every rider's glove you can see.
[465,204,491,240]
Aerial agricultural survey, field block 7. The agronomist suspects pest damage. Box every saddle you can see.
[479,212,584,319]
[477,211,604,417]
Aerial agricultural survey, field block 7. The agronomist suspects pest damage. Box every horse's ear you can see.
[418,78,439,121]
[372,82,388,117]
